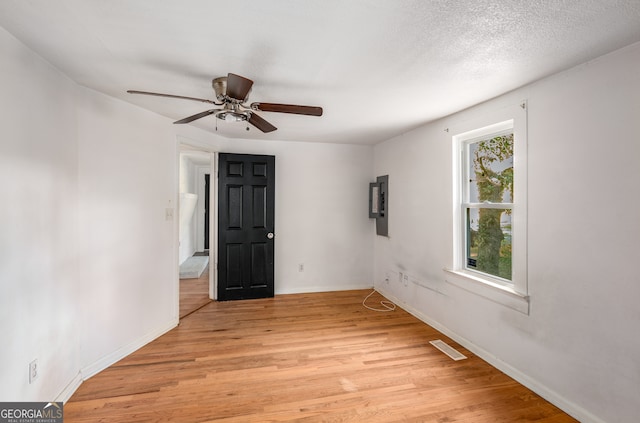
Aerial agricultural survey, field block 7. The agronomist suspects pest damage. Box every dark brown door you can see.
[204,174,210,250]
[218,153,275,300]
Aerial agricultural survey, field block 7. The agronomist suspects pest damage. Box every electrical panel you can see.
[369,175,388,236]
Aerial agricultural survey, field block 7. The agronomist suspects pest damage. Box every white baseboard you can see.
[276,284,372,295]
[55,372,83,404]
[375,286,605,423]
[81,318,178,381]
[57,318,178,403]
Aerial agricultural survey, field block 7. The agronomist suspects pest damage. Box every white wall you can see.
[0,26,81,401]
[75,87,178,376]
[0,25,179,400]
[178,154,197,264]
[178,133,375,294]
[373,42,640,423]
[0,23,375,403]
[179,154,196,194]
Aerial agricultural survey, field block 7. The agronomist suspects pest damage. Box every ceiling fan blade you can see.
[127,90,217,104]
[251,102,323,116]
[226,73,254,101]
[173,109,217,124]
[249,113,277,133]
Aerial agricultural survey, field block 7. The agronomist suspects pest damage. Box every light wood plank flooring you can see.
[65,290,576,422]
[179,264,211,319]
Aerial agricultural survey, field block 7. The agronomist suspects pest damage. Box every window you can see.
[447,102,528,313]
[464,130,514,281]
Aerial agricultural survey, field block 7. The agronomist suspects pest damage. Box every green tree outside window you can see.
[466,133,513,280]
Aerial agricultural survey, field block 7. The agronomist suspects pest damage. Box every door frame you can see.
[211,151,219,300]
[176,139,277,304]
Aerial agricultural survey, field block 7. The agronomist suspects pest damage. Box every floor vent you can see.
[429,340,467,361]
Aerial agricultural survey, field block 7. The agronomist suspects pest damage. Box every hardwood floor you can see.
[65,290,577,422]
[179,264,211,319]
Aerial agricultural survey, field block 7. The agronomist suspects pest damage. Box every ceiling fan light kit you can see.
[128,73,322,133]
[217,110,248,122]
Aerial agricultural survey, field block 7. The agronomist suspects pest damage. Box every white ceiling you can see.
[1,1,639,145]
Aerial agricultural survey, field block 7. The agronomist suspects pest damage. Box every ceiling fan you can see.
[127,73,323,133]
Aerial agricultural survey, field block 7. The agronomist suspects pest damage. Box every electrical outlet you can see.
[29,359,38,384]
[298,263,304,272]
[403,274,409,287]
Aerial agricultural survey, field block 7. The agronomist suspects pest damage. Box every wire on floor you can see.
[362,289,396,312]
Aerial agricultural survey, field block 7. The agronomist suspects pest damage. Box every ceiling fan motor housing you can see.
[212,77,227,101]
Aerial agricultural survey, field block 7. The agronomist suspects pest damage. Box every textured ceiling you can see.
[1,0,639,145]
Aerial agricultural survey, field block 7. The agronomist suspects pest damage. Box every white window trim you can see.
[446,101,529,314]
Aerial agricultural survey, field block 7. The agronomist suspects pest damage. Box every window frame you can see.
[446,102,529,313]
[461,126,514,284]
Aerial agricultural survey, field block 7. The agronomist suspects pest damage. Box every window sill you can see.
[443,269,529,314]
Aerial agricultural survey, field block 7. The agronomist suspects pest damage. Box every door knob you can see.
[267,232,274,239]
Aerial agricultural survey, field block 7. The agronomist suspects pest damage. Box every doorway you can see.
[178,149,215,318]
